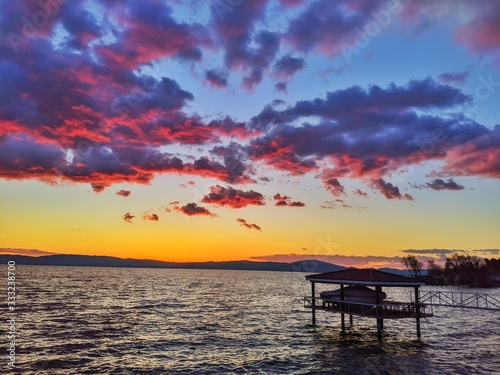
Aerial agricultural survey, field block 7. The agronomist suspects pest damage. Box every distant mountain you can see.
[1,254,420,275]
[0,254,347,273]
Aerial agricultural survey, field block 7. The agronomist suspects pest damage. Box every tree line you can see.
[402,254,500,287]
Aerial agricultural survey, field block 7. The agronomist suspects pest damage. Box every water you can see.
[6,266,500,374]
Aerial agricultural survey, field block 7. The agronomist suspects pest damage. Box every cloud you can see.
[176,202,216,217]
[285,0,387,56]
[0,248,58,257]
[425,178,464,191]
[371,179,413,200]
[143,212,159,221]
[438,71,469,85]
[275,82,288,93]
[320,199,353,209]
[454,1,500,56]
[123,212,135,223]
[237,218,262,231]
[353,189,368,198]
[96,2,210,69]
[205,69,229,88]
[273,55,306,79]
[211,0,280,90]
[91,182,110,193]
[320,170,346,197]
[116,189,131,197]
[202,185,265,208]
[273,193,305,207]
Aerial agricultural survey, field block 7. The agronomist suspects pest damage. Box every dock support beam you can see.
[340,284,345,332]
[349,314,353,326]
[375,286,383,340]
[415,286,421,339]
[311,282,316,325]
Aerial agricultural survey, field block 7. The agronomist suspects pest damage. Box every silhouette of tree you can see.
[402,255,423,278]
[445,253,488,287]
[427,259,444,284]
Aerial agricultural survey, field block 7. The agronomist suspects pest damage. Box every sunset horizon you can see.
[1,1,499,269]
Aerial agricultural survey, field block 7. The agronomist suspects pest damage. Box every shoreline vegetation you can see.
[402,253,500,288]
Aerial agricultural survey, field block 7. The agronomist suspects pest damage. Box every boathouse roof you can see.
[305,268,425,286]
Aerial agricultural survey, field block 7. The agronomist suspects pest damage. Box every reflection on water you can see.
[9,266,500,374]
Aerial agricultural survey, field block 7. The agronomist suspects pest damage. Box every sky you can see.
[0,0,499,268]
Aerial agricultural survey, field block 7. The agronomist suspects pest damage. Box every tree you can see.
[427,259,444,284]
[402,255,423,278]
[445,253,488,286]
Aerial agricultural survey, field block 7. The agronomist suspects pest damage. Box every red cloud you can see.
[202,185,265,208]
[237,218,262,231]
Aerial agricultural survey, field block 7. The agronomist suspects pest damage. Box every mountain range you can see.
[0,254,414,276]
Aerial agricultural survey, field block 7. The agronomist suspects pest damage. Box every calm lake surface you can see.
[7,266,500,374]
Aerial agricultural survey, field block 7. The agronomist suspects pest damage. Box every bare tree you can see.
[402,255,423,278]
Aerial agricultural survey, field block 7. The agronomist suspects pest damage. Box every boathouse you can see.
[304,268,432,339]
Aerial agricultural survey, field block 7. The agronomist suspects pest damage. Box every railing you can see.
[413,291,500,311]
[304,297,431,318]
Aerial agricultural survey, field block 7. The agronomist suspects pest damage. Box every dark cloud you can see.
[205,69,229,88]
[273,193,305,207]
[285,0,385,55]
[211,0,280,90]
[96,2,210,69]
[425,178,464,191]
[202,185,265,208]
[116,189,131,197]
[321,171,346,197]
[371,179,414,200]
[123,212,135,223]
[176,203,216,217]
[91,182,110,193]
[273,55,306,78]
[275,82,288,93]
[237,218,262,231]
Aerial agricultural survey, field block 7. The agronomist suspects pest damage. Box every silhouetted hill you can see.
[2,254,422,275]
[0,254,347,273]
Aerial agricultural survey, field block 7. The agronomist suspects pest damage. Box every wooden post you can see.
[415,286,421,338]
[349,314,353,326]
[311,282,316,326]
[340,284,345,332]
[375,285,383,340]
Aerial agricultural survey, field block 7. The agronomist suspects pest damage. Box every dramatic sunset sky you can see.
[0,0,499,267]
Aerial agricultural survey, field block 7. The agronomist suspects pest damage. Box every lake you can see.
[8,266,500,374]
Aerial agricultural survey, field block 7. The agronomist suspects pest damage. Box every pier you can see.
[304,268,430,339]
